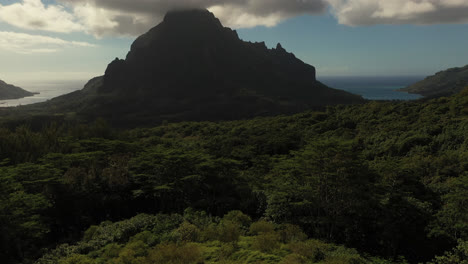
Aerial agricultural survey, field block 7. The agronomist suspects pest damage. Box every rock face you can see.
[401,65,468,98]
[104,10,317,94]
[0,79,36,100]
[48,9,364,126]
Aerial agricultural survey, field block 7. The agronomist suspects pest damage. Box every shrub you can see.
[218,242,237,260]
[183,208,214,229]
[101,243,122,260]
[289,240,330,262]
[222,210,252,229]
[111,241,149,264]
[83,225,99,242]
[121,240,149,258]
[249,220,275,235]
[146,243,203,264]
[323,256,366,264]
[200,223,219,242]
[280,254,307,264]
[175,221,201,242]
[252,232,281,253]
[429,240,468,264]
[129,231,159,246]
[218,220,242,243]
[278,224,307,243]
[57,254,94,264]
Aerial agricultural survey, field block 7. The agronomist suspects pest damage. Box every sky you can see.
[1,0,468,83]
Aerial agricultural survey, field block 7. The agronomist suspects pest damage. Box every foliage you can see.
[428,240,468,264]
[0,89,467,263]
[37,211,390,264]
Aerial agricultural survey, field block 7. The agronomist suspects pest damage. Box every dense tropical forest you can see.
[1,88,467,264]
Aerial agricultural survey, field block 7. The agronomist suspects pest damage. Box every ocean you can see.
[0,76,424,107]
[319,76,425,100]
[0,80,86,107]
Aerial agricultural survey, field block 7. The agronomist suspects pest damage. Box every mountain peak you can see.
[53,9,364,126]
[163,9,220,25]
[162,9,228,37]
[123,9,238,65]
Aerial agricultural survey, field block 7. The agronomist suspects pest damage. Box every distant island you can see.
[0,79,37,100]
[400,64,468,97]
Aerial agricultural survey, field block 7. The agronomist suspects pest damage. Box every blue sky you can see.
[239,14,468,77]
[1,0,468,83]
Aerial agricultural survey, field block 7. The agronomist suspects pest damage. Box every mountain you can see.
[0,79,36,100]
[400,65,468,97]
[12,9,364,126]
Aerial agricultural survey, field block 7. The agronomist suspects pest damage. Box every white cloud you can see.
[71,3,157,37]
[0,0,83,33]
[209,0,327,28]
[209,5,286,28]
[327,0,468,26]
[1,0,468,38]
[0,31,95,54]
[58,0,328,37]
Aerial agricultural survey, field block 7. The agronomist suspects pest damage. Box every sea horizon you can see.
[0,75,425,107]
[319,75,425,101]
[0,79,87,107]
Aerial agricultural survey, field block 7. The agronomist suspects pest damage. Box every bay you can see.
[0,80,86,107]
[0,76,425,107]
[319,76,424,100]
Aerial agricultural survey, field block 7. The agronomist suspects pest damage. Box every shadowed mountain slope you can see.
[4,9,364,127]
[0,79,36,100]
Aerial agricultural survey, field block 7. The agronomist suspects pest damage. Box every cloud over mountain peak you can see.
[0,0,467,37]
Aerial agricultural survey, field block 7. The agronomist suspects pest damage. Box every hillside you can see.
[400,65,468,97]
[1,88,467,264]
[0,79,36,100]
[2,9,363,127]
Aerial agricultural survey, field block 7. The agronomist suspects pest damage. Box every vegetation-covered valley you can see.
[1,89,467,264]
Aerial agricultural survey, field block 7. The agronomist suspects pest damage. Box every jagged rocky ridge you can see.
[15,9,364,126]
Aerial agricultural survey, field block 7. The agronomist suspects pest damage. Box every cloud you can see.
[57,0,328,37]
[0,31,95,54]
[0,0,328,37]
[327,0,468,26]
[0,0,83,33]
[208,0,327,28]
[71,3,157,37]
[1,0,468,38]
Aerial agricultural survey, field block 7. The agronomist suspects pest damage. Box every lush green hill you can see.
[401,65,468,97]
[1,88,466,264]
[0,79,36,100]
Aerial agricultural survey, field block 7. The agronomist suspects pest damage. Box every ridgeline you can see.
[1,9,364,128]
